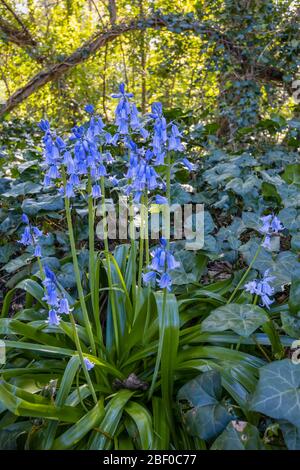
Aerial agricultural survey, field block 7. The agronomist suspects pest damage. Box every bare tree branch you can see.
[108,0,117,24]
[0,0,30,33]
[0,14,287,117]
[0,16,36,47]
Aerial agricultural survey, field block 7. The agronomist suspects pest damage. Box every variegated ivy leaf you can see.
[211,421,264,450]
[201,304,268,337]
[250,359,300,428]
[177,370,232,441]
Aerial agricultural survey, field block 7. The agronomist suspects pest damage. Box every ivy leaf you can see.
[2,181,41,197]
[239,239,273,273]
[289,269,300,315]
[281,312,300,338]
[177,370,232,440]
[250,359,300,427]
[2,253,33,273]
[278,208,300,232]
[211,421,264,450]
[22,195,64,216]
[280,421,300,450]
[239,241,300,289]
[201,304,268,337]
[170,251,207,285]
[282,164,300,186]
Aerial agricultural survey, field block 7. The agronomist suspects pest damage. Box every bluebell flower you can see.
[43,175,52,187]
[48,309,60,326]
[83,357,95,371]
[260,214,284,235]
[19,215,44,257]
[92,184,101,198]
[42,266,71,322]
[262,235,271,250]
[109,176,119,186]
[271,216,284,232]
[69,173,80,186]
[44,265,56,283]
[43,280,59,307]
[65,182,75,198]
[245,269,275,309]
[158,272,172,291]
[181,158,195,171]
[85,104,94,114]
[142,270,157,284]
[88,116,104,137]
[168,124,184,152]
[112,83,148,137]
[56,136,66,150]
[42,266,59,307]
[105,132,119,146]
[32,227,43,238]
[259,214,284,250]
[111,82,133,99]
[47,164,61,180]
[155,195,168,204]
[150,102,168,163]
[143,238,180,291]
[260,215,273,234]
[38,119,50,133]
[34,245,42,257]
[19,226,34,246]
[59,298,70,314]
[21,213,29,224]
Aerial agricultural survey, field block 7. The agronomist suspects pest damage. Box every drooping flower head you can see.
[112,83,148,138]
[245,269,275,309]
[143,237,180,291]
[42,265,71,325]
[18,214,44,258]
[39,105,110,199]
[260,214,284,250]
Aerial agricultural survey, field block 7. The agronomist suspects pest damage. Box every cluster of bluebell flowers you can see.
[37,84,200,299]
[260,214,284,250]
[42,265,71,326]
[18,214,43,258]
[39,106,116,199]
[38,83,194,207]
[142,238,180,291]
[112,83,149,139]
[124,141,162,202]
[245,269,275,309]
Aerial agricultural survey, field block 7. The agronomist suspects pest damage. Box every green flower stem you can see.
[166,152,171,249]
[137,194,145,294]
[87,174,103,352]
[100,176,119,356]
[37,257,45,280]
[129,195,136,307]
[62,171,96,357]
[143,193,151,341]
[69,313,98,404]
[226,242,262,304]
[144,193,150,267]
[87,175,95,309]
